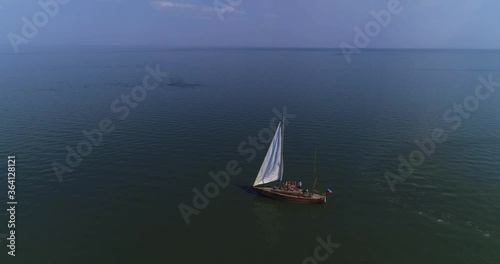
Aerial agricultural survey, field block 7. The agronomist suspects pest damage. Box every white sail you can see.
[253,122,284,186]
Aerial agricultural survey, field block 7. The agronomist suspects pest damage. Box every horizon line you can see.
[1,44,500,51]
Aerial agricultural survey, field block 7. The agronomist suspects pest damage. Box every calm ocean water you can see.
[0,48,499,263]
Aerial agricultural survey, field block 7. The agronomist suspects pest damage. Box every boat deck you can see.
[253,186,327,204]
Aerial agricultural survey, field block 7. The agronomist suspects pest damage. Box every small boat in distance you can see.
[252,115,328,204]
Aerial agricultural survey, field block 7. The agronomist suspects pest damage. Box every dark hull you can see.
[253,186,327,204]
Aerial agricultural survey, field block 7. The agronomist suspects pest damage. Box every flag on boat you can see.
[326,188,333,195]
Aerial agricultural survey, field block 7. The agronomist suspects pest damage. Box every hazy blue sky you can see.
[0,0,498,49]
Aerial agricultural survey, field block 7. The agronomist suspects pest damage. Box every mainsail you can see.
[253,122,284,186]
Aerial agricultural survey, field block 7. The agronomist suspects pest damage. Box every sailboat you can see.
[252,116,328,204]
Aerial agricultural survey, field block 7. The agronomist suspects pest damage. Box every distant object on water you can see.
[166,78,203,88]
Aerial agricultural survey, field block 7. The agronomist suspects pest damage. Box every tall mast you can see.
[312,148,318,191]
[280,113,285,184]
